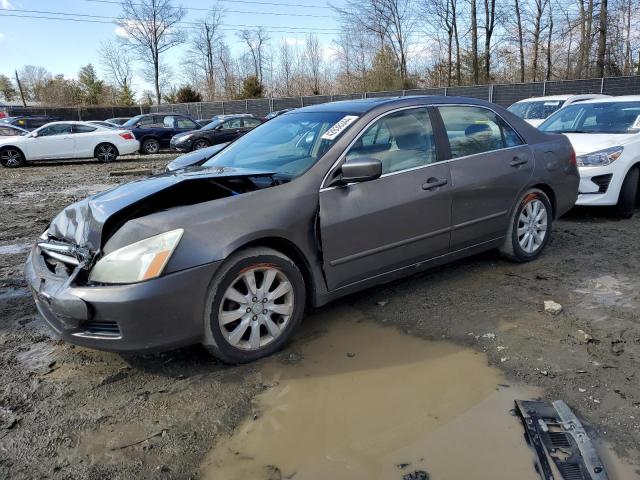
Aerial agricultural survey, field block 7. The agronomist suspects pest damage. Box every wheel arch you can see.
[529,183,557,218]
[0,144,27,160]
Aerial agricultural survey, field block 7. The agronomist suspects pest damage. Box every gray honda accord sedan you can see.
[25,96,579,363]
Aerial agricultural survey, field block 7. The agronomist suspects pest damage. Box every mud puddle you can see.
[200,307,637,479]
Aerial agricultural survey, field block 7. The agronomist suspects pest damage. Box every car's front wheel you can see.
[0,147,25,168]
[141,138,160,154]
[193,139,210,150]
[203,247,306,363]
[501,188,553,262]
[615,167,638,219]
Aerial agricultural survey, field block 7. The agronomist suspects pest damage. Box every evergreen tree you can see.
[238,75,263,99]
[78,64,104,105]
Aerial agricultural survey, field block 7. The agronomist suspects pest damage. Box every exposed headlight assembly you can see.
[576,146,623,167]
[89,229,183,284]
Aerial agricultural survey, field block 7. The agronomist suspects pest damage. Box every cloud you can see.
[115,26,130,38]
[0,0,13,9]
[282,37,304,47]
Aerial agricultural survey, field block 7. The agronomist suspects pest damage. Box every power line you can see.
[0,12,339,35]
[1,7,341,30]
[74,0,334,17]
[79,0,333,11]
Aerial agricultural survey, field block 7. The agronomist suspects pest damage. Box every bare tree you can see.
[117,0,186,104]
[99,40,134,91]
[595,0,608,76]
[470,0,479,83]
[514,0,525,82]
[305,33,323,94]
[545,7,554,80]
[188,4,224,100]
[483,0,496,81]
[238,28,270,83]
[278,40,295,96]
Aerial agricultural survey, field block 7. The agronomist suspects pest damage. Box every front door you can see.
[436,105,534,250]
[27,123,75,160]
[319,107,452,291]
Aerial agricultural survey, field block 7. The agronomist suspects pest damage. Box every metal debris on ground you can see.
[515,399,608,480]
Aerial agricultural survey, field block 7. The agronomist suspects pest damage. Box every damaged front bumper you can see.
[25,244,222,353]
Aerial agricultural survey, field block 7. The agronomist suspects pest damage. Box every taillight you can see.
[569,147,577,167]
[119,132,134,140]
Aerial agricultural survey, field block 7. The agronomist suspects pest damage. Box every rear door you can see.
[27,124,75,159]
[319,106,452,291]
[436,105,533,250]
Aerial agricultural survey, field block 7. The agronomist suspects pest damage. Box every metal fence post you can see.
[245,99,248,113]
[489,84,494,102]
[542,81,547,96]
[221,102,225,115]
[301,97,305,107]
[444,87,448,96]
[600,77,605,94]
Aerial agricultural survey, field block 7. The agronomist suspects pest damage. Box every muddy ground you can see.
[0,155,639,479]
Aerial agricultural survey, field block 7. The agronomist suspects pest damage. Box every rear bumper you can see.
[118,140,141,156]
[24,245,221,353]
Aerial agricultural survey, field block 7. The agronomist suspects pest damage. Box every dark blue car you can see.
[120,113,202,154]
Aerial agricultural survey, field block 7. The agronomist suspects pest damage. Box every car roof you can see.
[296,95,495,114]
[576,95,640,104]
[514,94,609,103]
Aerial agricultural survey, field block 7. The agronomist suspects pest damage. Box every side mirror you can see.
[31,131,39,138]
[339,157,382,184]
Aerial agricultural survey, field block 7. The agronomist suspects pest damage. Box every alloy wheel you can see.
[144,140,159,154]
[97,145,116,162]
[1,149,23,168]
[218,266,294,351]
[193,140,209,150]
[517,198,548,254]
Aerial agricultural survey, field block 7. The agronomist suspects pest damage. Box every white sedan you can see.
[0,121,140,168]
[508,94,609,127]
[539,95,640,217]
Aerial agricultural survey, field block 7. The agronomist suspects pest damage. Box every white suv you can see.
[539,95,640,217]
[508,94,609,127]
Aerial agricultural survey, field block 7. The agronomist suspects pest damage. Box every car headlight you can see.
[177,133,193,142]
[576,146,623,167]
[89,229,183,284]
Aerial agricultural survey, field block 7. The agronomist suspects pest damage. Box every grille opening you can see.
[82,320,121,337]
[591,174,613,193]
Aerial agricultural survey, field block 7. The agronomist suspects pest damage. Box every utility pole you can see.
[14,70,27,107]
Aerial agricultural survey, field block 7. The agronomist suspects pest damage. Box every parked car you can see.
[105,117,131,125]
[265,108,295,120]
[26,96,578,362]
[170,115,263,152]
[539,95,640,218]
[0,115,62,131]
[120,113,202,154]
[165,142,230,172]
[0,121,139,167]
[0,124,29,137]
[508,94,609,127]
[88,120,118,129]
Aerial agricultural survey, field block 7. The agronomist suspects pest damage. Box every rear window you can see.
[508,100,565,120]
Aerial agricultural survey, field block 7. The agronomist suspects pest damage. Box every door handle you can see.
[422,177,448,190]
[510,157,528,167]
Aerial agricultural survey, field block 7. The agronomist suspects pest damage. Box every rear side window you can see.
[73,125,97,134]
[438,106,523,158]
[222,118,243,129]
[162,116,176,128]
[345,107,437,175]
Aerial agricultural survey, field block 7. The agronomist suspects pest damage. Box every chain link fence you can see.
[3,75,639,121]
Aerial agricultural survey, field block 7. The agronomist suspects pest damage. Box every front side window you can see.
[222,118,243,130]
[438,106,523,158]
[202,111,354,180]
[38,124,73,136]
[244,118,262,128]
[345,107,436,174]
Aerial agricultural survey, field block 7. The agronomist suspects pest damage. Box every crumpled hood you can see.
[47,166,275,252]
[562,133,637,155]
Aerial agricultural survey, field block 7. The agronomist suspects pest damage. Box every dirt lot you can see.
[1,155,639,479]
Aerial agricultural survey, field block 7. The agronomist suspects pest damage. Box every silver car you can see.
[26,96,579,362]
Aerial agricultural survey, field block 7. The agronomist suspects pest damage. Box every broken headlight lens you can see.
[89,229,184,284]
[576,146,623,167]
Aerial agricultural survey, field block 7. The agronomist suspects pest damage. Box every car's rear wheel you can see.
[0,148,25,168]
[95,143,118,163]
[203,247,306,363]
[501,188,553,262]
[615,167,638,219]
[141,138,160,154]
[193,139,210,150]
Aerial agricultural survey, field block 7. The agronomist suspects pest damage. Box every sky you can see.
[0,0,343,91]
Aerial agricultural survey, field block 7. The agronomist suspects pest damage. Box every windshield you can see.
[539,101,640,134]
[508,100,565,120]
[202,111,356,179]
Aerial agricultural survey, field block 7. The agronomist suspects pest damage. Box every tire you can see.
[0,147,25,168]
[95,143,119,163]
[192,139,210,150]
[202,247,306,363]
[614,167,638,219]
[141,138,160,154]
[500,188,553,262]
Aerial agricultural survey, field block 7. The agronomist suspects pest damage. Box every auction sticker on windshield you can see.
[321,115,359,140]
